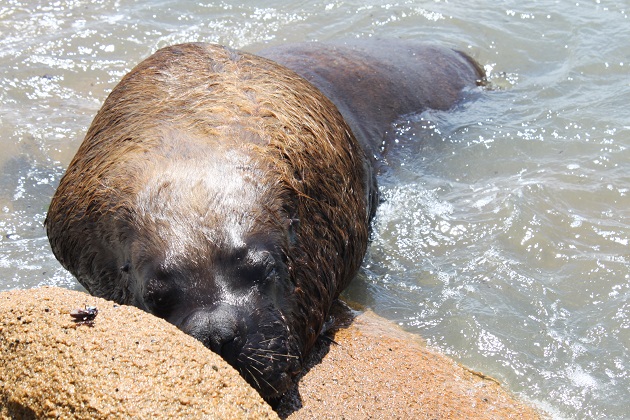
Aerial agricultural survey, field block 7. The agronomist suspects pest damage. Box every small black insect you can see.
[70,305,98,326]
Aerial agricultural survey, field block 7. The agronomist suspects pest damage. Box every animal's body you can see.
[46,41,483,399]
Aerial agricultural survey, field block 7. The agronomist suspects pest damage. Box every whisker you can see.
[241,346,300,359]
[242,354,267,367]
[252,349,300,359]
[254,372,278,395]
[246,362,265,376]
[244,367,261,389]
[258,337,282,344]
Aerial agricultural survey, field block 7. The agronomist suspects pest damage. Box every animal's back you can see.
[259,41,484,160]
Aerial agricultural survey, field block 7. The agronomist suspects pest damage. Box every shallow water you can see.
[1,1,628,418]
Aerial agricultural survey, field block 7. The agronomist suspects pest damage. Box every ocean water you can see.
[1,1,628,418]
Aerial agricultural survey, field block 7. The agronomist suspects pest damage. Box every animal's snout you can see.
[178,305,245,364]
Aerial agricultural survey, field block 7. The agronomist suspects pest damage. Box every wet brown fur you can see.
[46,43,372,356]
[46,41,484,399]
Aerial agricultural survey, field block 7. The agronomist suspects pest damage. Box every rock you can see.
[276,303,542,419]
[0,287,278,419]
[0,287,541,419]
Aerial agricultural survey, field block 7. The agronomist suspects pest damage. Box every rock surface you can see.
[277,303,542,419]
[1,287,541,419]
[0,287,277,419]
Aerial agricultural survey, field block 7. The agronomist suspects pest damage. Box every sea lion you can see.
[45,41,483,400]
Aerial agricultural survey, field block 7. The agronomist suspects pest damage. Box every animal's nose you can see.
[178,305,243,363]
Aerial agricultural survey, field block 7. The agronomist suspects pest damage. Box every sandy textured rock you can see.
[0,287,277,419]
[1,287,541,419]
[277,304,542,419]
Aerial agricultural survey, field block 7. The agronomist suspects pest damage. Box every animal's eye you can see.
[242,249,278,284]
[143,272,181,318]
[262,256,278,280]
